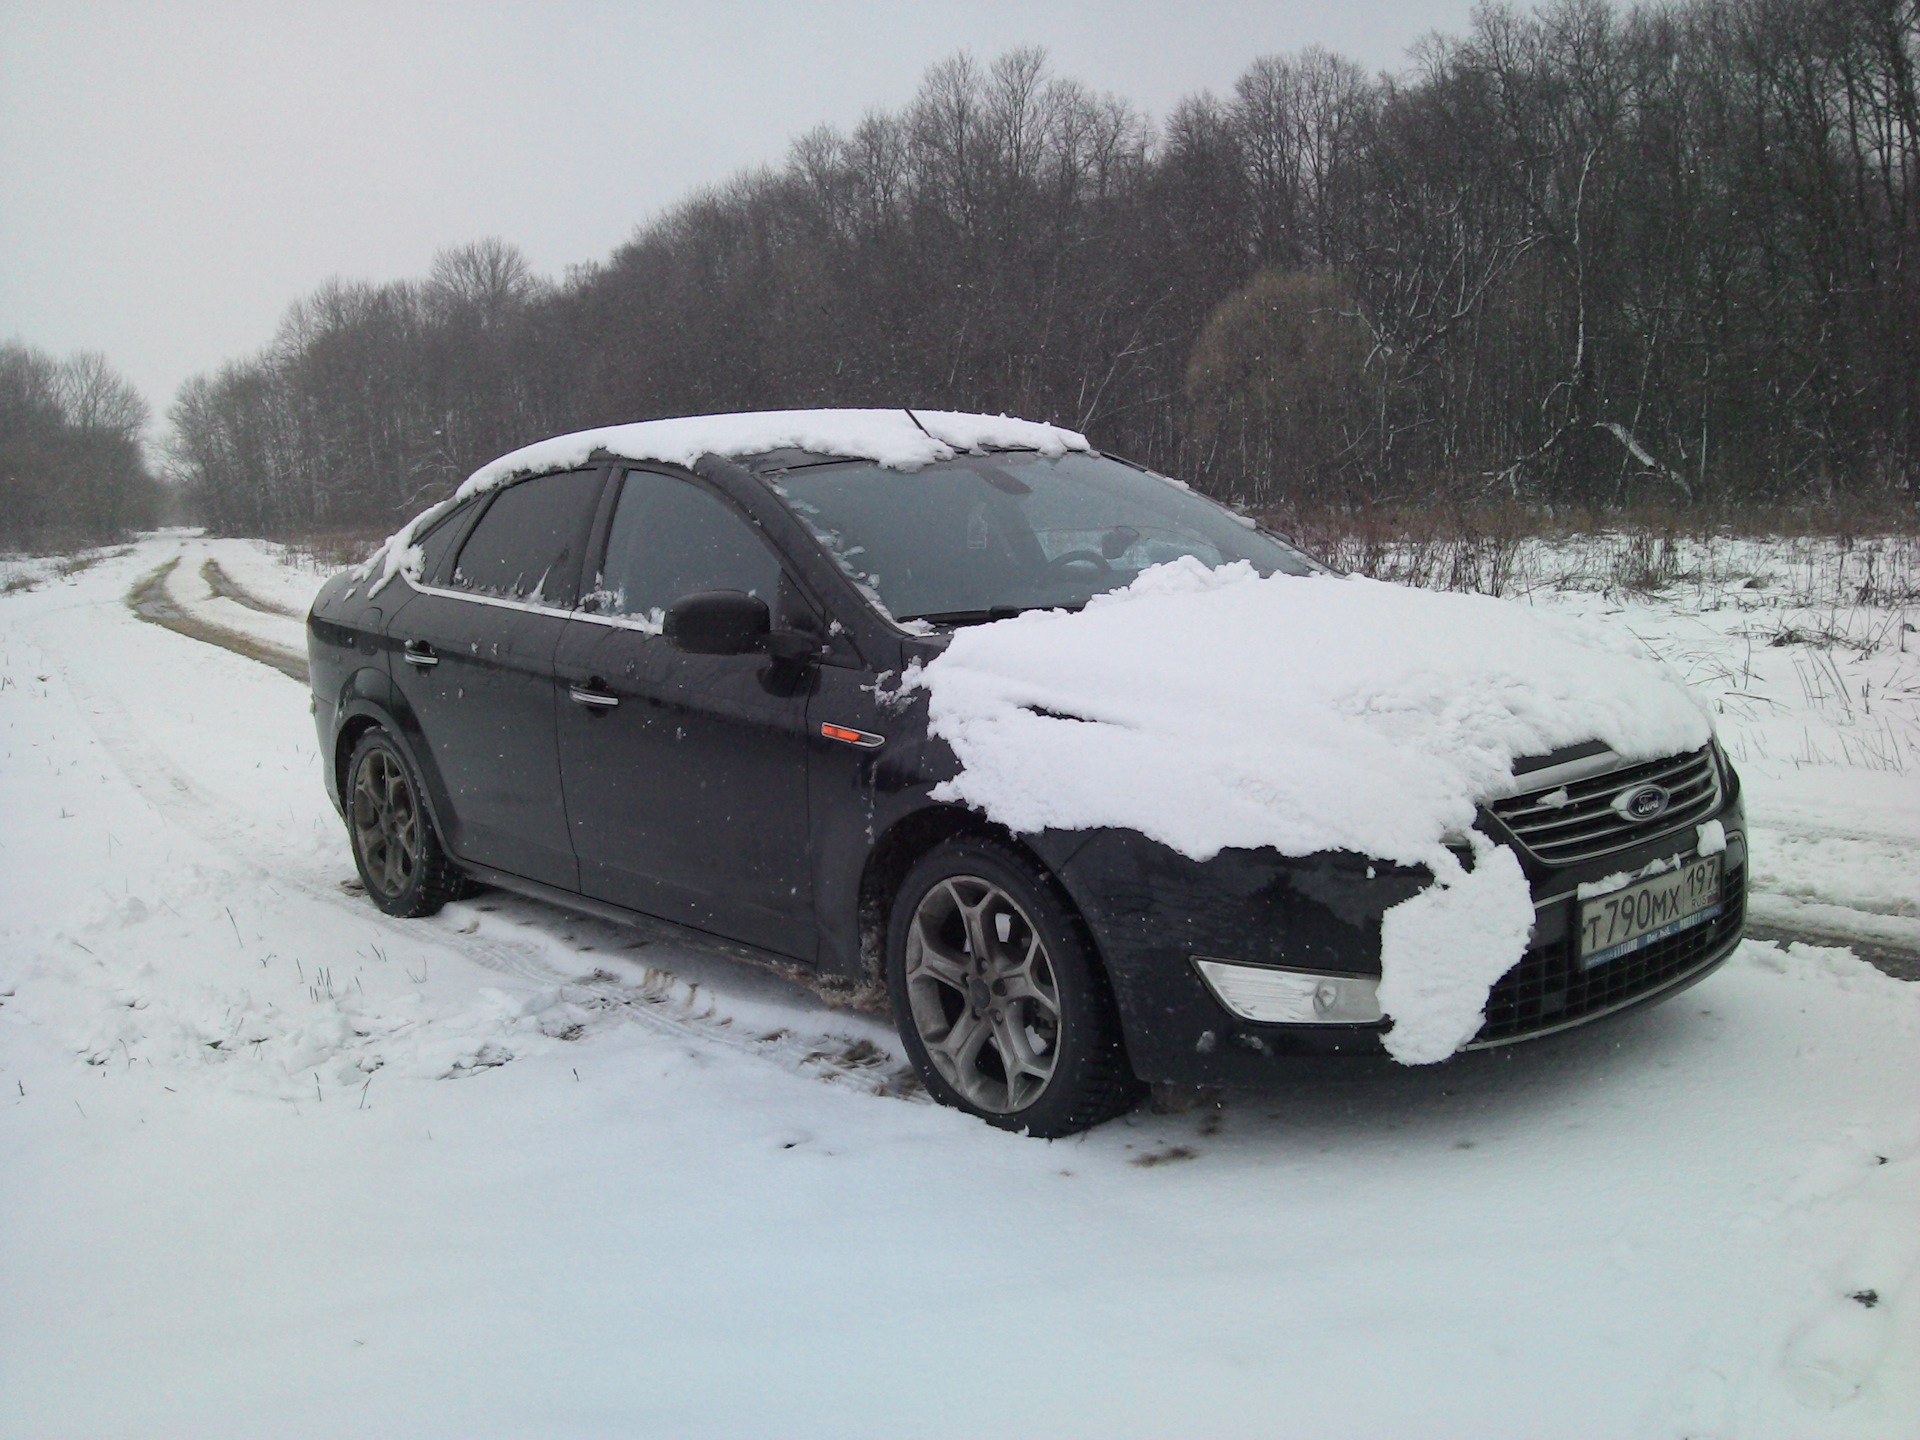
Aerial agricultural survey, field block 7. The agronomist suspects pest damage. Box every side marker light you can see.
[821,723,885,749]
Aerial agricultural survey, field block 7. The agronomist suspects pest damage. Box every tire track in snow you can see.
[198,556,301,617]
[125,552,309,683]
[1745,924,1920,981]
[423,897,915,1096]
[24,586,917,1097]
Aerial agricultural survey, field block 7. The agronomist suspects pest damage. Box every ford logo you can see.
[1613,783,1671,822]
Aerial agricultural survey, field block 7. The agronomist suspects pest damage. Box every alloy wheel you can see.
[903,875,1062,1113]
[351,747,422,900]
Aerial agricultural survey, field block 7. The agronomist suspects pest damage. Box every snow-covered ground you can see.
[2,533,1915,1438]
[1509,533,1920,961]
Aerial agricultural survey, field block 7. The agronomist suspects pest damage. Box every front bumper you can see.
[1056,794,1748,1088]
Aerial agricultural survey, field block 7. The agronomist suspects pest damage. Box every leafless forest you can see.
[0,343,160,548]
[10,0,1917,550]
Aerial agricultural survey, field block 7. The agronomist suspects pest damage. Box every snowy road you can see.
[2,536,1916,1438]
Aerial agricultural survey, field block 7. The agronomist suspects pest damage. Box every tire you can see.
[344,728,468,918]
[886,838,1141,1137]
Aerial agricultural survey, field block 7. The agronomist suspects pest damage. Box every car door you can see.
[554,467,816,958]
[385,468,606,891]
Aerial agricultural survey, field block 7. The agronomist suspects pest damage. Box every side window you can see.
[411,498,478,586]
[450,469,603,605]
[595,470,783,626]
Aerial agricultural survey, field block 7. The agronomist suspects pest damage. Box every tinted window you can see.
[411,498,479,585]
[450,469,603,604]
[769,451,1319,623]
[594,470,782,626]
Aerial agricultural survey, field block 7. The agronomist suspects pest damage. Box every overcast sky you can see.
[2,1,1475,431]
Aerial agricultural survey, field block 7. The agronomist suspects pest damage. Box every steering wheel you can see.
[1045,548,1112,579]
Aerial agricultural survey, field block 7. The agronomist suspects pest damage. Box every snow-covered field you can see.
[1,532,1915,1438]
[1510,533,1919,962]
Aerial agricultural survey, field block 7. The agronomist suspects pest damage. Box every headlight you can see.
[1710,736,1739,797]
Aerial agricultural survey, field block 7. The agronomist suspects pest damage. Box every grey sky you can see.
[2,1,1475,431]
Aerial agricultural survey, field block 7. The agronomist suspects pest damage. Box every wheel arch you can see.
[867,806,1143,1132]
[330,685,454,850]
[333,711,383,808]
[855,805,1104,989]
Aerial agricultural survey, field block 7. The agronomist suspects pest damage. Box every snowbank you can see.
[360,408,1089,594]
[909,558,1716,1062]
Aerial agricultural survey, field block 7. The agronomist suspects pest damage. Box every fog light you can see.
[1193,959,1384,1024]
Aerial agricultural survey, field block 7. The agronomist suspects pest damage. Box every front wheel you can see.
[345,728,467,918]
[886,839,1141,1137]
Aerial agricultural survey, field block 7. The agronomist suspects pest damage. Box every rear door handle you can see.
[569,681,619,709]
[402,640,439,668]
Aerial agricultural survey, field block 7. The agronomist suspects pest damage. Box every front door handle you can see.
[569,681,619,709]
[402,640,439,668]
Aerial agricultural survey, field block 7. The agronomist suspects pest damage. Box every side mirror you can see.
[664,590,770,655]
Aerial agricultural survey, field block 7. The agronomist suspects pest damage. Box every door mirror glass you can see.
[664,590,770,655]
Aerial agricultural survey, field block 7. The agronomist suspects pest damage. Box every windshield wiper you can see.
[900,603,1087,627]
[900,606,1033,627]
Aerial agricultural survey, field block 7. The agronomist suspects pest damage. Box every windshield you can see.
[766,451,1319,624]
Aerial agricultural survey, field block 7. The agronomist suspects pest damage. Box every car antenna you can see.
[903,408,934,437]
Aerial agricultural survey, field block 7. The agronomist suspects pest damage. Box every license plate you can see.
[1577,855,1723,969]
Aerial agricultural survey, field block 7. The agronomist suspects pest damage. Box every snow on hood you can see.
[907,557,1716,1064]
[358,408,1089,595]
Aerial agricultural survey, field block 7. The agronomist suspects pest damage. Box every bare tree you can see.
[168,11,1919,536]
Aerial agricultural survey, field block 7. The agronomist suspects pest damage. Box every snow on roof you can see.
[460,408,1089,497]
[360,409,1088,594]
[906,556,1717,1065]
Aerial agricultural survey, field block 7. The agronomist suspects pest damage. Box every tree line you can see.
[1,342,159,550]
[169,0,1918,536]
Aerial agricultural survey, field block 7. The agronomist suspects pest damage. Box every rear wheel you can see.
[886,839,1140,1136]
[346,728,466,918]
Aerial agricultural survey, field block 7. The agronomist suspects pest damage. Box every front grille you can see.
[1472,871,1744,1045]
[1490,747,1720,864]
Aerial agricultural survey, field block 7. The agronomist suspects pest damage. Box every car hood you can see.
[906,556,1712,872]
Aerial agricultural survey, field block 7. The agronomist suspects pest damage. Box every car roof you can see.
[460,408,1089,499]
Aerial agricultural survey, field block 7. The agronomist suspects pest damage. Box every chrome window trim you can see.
[400,573,823,643]
[400,572,576,620]
[399,573,669,634]
[567,607,665,634]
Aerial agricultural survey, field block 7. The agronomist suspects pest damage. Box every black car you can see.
[309,410,1747,1135]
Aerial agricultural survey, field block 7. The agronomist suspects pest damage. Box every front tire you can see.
[345,728,467,918]
[886,839,1140,1136]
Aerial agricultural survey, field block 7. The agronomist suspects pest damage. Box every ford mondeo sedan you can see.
[309,410,1747,1135]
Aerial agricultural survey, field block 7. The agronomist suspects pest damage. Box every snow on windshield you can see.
[907,557,1716,1064]
[770,450,1315,622]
